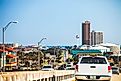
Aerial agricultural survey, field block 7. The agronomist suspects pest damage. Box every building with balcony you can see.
[0,45,17,71]
[91,30,104,45]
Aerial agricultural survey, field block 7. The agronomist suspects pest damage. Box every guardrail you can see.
[0,70,75,81]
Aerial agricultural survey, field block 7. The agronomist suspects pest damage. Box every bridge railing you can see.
[0,70,75,81]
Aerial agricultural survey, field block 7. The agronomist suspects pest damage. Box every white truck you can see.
[75,56,112,81]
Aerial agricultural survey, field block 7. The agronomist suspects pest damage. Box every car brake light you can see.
[108,66,111,72]
[76,65,78,72]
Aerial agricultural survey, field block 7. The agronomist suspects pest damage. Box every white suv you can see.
[75,56,112,81]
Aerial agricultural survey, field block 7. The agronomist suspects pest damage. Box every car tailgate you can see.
[77,64,110,75]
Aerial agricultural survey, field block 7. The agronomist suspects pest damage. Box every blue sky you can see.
[0,0,121,46]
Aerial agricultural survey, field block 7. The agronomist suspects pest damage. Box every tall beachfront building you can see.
[91,30,104,45]
[82,21,90,45]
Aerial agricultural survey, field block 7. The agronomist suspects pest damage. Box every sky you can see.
[0,0,121,46]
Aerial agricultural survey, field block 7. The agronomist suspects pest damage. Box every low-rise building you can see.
[0,46,17,71]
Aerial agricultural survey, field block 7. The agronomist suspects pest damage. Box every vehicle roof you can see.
[79,56,106,58]
[112,66,119,68]
[43,65,52,66]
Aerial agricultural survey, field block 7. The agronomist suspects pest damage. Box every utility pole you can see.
[2,21,18,72]
[38,38,46,69]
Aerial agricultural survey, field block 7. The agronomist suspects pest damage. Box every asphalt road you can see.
[111,73,121,81]
[74,73,121,81]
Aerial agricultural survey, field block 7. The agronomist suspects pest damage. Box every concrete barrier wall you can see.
[0,70,75,81]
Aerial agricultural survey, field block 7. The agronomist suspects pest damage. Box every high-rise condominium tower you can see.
[82,21,90,45]
[91,30,103,45]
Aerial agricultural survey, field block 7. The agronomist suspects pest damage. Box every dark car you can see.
[112,66,119,75]
[57,66,65,70]
[119,66,121,73]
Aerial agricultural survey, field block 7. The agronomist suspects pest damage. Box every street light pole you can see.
[2,21,18,72]
[38,38,46,69]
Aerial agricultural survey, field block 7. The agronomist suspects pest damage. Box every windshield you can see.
[80,57,107,64]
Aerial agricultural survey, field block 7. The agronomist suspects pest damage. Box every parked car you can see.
[66,64,75,70]
[19,66,32,71]
[41,65,54,71]
[119,66,121,73]
[112,66,119,75]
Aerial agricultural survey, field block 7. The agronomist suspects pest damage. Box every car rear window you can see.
[112,67,118,70]
[43,66,52,68]
[80,57,107,64]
